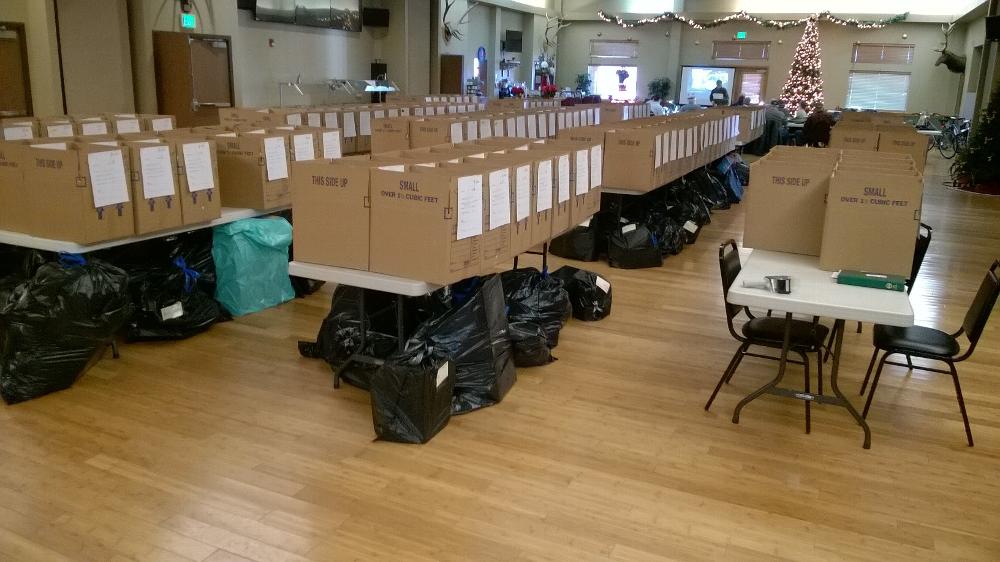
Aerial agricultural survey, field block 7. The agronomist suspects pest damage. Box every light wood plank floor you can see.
[2,153,999,561]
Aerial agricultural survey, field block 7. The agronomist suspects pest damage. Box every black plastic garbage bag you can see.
[500,268,571,348]
[126,257,224,341]
[608,225,663,269]
[298,286,401,390]
[0,255,132,404]
[371,343,455,444]
[549,225,599,261]
[508,321,554,367]
[411,275,515,414]
[552,266,613,321]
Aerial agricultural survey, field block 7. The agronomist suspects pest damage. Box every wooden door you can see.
[0,22,31,117]
[440,54,464,94]
[154,31,234,127]
[734,68,768,105]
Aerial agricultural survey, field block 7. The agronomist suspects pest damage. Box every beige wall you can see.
[555,20,683,99]
[406,0,432,94]
[557,19,965,113]
[56,0,134,114]
[0,0,64,116]
[129,0,422,111]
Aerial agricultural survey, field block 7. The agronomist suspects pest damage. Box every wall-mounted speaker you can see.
[363,8,390,28]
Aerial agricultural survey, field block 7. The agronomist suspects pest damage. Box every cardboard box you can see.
[876,126,927,173]
[829,125,878,151]
[439,161,512,266]
[75,116,113,137]
[122,139,184,234]
[214,131,291,209]
[525,145,573,237]
[743,148,839,256]
[106,114,145,135]
[369,166,483,284]
[140,114,176,132]
[1,118,37,140]
[291,159,371,270]
[371,116,411,154]
[19,141,135,243]
[0,141,27,231]
[162,137,222,225]
[819,168,923,277]
[39,117,76,139]
[478,152,538,255]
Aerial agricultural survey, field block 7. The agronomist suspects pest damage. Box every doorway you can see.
[734,68,768,104]
[0,22,32,117]
[440,54,464,95]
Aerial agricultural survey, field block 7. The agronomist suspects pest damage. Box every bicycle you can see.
[922,114,969,160]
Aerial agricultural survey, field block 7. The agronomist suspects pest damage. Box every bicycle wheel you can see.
[938,132,957,159]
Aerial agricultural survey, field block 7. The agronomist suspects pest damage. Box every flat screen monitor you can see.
[254,0,361,31]
[679,66,736,106]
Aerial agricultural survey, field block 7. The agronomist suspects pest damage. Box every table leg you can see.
[333,289,368,390]
[733,312,794,424]
[828,319,872,449]
[396,294,406,353]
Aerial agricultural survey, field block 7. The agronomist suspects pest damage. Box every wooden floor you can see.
[2,152,1000,561]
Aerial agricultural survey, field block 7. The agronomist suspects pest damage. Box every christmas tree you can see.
[953,87,1000,193]
[780,17,824,113]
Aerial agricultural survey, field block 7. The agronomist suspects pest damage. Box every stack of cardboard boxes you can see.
[744,145,923,277]
[829,117,927,173]
[292,136,603,285]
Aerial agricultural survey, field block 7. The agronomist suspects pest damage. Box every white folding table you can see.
[727,250,913,448]
[288,261,442,388]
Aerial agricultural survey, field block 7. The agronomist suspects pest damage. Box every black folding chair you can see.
[860,260,1000,446]
[706,240,828,433]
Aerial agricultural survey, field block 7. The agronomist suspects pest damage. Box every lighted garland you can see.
[596,10,908,30]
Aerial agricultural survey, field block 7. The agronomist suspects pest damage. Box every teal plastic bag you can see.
[212,217,295,316]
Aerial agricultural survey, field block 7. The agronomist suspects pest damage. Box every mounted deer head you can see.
[543,13,571,55]
[442,0,479,43]
[934,22,967,74]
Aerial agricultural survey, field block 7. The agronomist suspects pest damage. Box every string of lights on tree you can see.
[596,10,908,30]
[780,17,825,113]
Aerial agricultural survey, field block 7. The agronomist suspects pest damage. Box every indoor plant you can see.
[952,87,1000,195]
[575,73,592,95]
[647,77,672,101]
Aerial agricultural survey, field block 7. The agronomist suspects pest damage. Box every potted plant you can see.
[575,73,592,96]
[647,77,672,101]
[616,68,630,84]
[952,88,1000,195]
[541,84,558,98]
[511,85,525,98]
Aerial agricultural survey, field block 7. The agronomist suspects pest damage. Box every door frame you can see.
[0,21,32,117]
[734,67,768,104]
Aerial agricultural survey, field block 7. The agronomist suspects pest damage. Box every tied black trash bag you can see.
[0,254,132,404]
[126,257,224,341]
[508,321,553,367]
[551,266,613,321]
[298,286,402,390]
[608,224,663,269]
[500,268,572,348]
[412,275,515,414]
[371,344,454,444]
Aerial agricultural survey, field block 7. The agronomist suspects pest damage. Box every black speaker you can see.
[363,8,390,27]
[986,15,1000,41]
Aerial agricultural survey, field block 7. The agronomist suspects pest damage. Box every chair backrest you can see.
[961,260,1000,354]
[719,239,742,322]
[908,222,933,294]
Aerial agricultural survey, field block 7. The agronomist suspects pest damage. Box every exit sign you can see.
[735,31,747,40]
[180,13,196,29]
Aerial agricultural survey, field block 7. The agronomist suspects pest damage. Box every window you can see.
[590,40,638,66]
[737,70,766,104]
[713,41,769,61]
[852,43,914,64]
[846,71,910,111]
[588,65,637,102]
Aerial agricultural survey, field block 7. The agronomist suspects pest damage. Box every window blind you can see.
[852,43,914,64]
[845,71,910,111]
[713,41,769,61]
[590,40,638,65]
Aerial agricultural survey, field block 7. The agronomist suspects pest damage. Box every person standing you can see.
[710,80,729,106]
